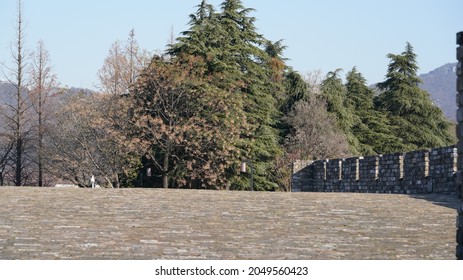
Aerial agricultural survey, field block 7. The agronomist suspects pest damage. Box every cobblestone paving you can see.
[0,187,458,259]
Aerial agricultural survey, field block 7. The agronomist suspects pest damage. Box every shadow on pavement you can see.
[409,194,459,210]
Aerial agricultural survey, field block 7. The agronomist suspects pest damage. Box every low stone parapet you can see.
[292,146,457,195]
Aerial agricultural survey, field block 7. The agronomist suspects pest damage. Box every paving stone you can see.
[0,187,458,259]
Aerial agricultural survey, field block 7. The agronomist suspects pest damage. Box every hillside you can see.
[0,80,17,106]
[0,81,94,107]
[419,63,457,121]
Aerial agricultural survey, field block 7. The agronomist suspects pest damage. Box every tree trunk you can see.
[15,137,22,186]
[38,73,43,187]
[38,129,43,186]
[114,173,120,188]
[162,153,169,188]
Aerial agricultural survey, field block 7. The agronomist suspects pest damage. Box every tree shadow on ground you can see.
[409,194,459,210]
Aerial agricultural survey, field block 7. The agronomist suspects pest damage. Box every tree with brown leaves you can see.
[130,57,244,189]
[97,30,150,96]
[46,93,141,188]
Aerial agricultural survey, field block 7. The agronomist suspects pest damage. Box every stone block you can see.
[379,153,403,181]
[457,215,463,228]
[458,228,463,244]
[458,127,463,142]
[342,157,359,181]
[359,156,379,181]
[458,245,463,260]
[458,93,463,106]
[458,46,463,60]
[458,108,463,122]
[426,181,433,193]
[458,31,463,45]
[326,159,342,181]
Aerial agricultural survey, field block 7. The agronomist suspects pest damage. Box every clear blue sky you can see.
[1,0,462,89]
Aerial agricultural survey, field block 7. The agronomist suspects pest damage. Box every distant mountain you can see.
[419,63,457,121]
[0,81,95,107]
[0,80,24,107]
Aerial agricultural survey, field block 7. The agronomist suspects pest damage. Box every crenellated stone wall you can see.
[292,146,457,195]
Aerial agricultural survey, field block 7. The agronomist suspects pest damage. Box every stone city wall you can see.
[292,146,457,195]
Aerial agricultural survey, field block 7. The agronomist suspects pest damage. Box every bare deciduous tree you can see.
[0,0,34,186]
[29,40,59,186]
[285,94,351,160]
[304,69,323,95]
[0,131,14,186]
[97,30,150,96]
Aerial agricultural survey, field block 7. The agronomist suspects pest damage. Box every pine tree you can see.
[265,40,287,83]
[220,0,283,190]
[168,0,283,190]
[345,67,406,155]
[168,1,227,77]
[280,70,308,115]
[320,69,360,155]
[346,67,374,111]
[377,42,454,150]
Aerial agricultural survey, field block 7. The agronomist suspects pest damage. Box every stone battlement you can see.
[292,146,457,195]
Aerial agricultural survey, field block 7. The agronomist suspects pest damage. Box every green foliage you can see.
[320,69,361,155]
[345,67,407,155]
[321,70,352,131]
[376,42,454,150]
[319,46,454,157]
[346,67,373,111]
[280,70,308,115]
[167,0,283,190]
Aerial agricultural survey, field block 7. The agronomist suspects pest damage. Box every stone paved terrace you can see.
[0,187,458,259]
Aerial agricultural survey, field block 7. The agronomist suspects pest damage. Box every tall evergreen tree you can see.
[346,67,374,111]
[168,1,228,79]
[168,0,283,190]
[321,70,352,131]
[265,39,287,83]
[264,39,287,109]
[345,67,406,154]
[280,70,308,115]
[377,42,454,150]
[219,0,282,190]
[320,69,360,154]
